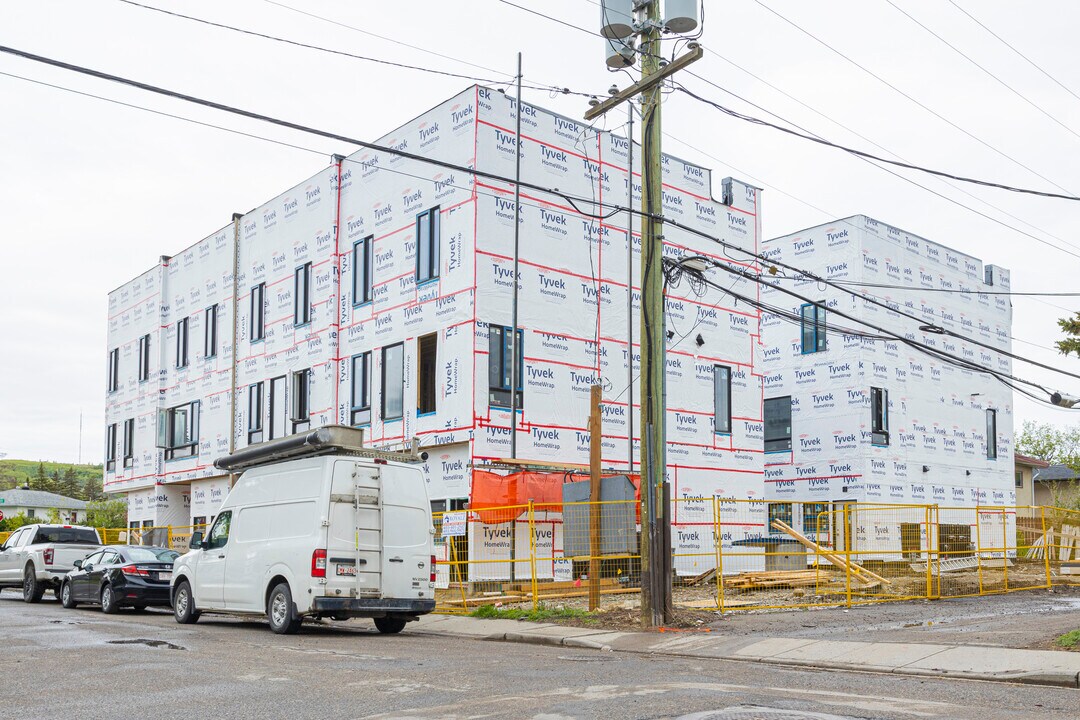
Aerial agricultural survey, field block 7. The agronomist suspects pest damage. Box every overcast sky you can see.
[1,0,1078,463]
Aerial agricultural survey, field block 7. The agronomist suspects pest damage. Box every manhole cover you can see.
[107,638,185,650]
[678,707,867,720]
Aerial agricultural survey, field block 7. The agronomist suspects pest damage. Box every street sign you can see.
[0,510,5,521]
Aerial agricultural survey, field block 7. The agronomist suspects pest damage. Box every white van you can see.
[171,426,436,634]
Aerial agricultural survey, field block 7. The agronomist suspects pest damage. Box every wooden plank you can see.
[771,520,892,585]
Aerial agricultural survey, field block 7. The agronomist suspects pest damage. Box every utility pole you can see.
[586,1,702,627]
[588,384,602,611]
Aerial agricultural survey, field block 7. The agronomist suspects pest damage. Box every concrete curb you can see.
[415,617,1080,689]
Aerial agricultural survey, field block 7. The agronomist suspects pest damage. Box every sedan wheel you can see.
[60,581,78,609]
[101,585,120,614]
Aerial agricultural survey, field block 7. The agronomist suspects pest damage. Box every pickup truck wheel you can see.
[374,617,407,634]
[173,581,200,624]
[60,581,78,609]
[101,584,120,614]
[53,586,62,600]
[267,583,302,635]
[23,566,45,603]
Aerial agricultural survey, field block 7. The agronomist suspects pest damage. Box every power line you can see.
[883,0,1080,145]
[673,84,1080,204]
[946,0,1080,108]
[4,43,1074,390]
[751,0,1077,197]
[794,279,1080,298]
[115,0,587,97]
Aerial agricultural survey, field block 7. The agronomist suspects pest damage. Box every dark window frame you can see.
[175,317,189,369]
[351,352,372,426]
[251,283,266,343]
[105,423,117,471]
[122,418,134,468]
[156,401,200,460]
[352,236,374,306]
[137,334,150,383]
[986,408,998,460]
[488,324,524,409]
[204,304,218,359]
[417,333,438,416]
[714,364,732,435]
[107,348,119,393]
[415,206,441,285]
[381,343,405,421]
[247,381,264,444]
[800,302,827,354]
[764,396,792,453]
[268,375,287,440]
[291,368,311,433]
[871,386,889,446]
[294,263,312,326]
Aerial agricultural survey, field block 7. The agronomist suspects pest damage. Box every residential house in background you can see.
[1014,453,1050,507]
[0,488,87,524]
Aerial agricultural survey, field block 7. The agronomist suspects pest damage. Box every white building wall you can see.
[761,215,1013,535]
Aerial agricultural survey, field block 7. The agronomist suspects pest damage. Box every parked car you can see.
[0,524,102,602]
[172,426,436,634]
[60,545,178,613]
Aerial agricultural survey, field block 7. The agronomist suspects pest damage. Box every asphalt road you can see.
[0,592,1075,719]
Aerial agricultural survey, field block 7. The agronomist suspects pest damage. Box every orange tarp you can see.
[469,470,640,524]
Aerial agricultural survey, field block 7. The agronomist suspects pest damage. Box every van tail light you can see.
[311,549,327,578]
[430,555,437,583]
[43,549,54,565]
[121,565,150,577]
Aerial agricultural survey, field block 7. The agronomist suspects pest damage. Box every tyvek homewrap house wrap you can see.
[105,86,766,575]
[760,215,1014,558]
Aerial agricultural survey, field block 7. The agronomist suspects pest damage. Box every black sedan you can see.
[60,545,178,613]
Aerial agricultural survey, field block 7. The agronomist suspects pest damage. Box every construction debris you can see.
[770,519,892,585]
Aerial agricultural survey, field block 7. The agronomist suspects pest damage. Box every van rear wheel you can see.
[267,583,302,635]
[374,616,406,634]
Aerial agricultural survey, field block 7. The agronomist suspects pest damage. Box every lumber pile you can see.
[723,570,828,590]
[1025,526,1080,561]
[770,519,892,586]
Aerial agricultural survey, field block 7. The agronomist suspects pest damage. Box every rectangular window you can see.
[122,418,134,468]
[415,207,440,284]
[175,317,189,369]
[986,408,998,459]
[767,502,793,532]
[204,305,218,358]
[352,236,373,305]
[107,348,119,393]
[488,324,524,409]
[105,423,117,471]
[291,368,311,433]
[800,302,827,354]
[247,381,264,444]
[251,283,266,342]
[137,334,150,382]
[350,352,372,425]
[713,364,732,434]
[803,502,830,536]
[269,375,287,440]
[764,396,792,452]
[871,387,889,446]
[294,263,311,326]
[156,401,200,460]
[381,343,404,421]
[417,333,438,415]
[1015,470,1023,488]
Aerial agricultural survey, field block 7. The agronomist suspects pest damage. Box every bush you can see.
[0,512,38,533]
[85,498,128,528]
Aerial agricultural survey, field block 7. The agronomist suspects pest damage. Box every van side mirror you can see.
[73,560,83,569]
[189,531,204,550]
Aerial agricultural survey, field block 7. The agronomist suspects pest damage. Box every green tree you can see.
[1057,312,1080,357]
[85,498,128,528]
[59,467,79,498]
[45,508,61,524]
[1015,421,1080,471]
[30,462,48,491]
[84,477,103,502]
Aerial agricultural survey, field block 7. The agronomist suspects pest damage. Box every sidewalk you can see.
[413,614,1080,688]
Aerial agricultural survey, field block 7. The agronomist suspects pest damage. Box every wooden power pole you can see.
[588,383,602,611]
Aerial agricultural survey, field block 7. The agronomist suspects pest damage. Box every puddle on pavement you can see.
[107,638,185,650]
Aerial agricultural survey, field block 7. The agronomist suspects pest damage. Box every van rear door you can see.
[380,466,433,601]
[326,461,382,598]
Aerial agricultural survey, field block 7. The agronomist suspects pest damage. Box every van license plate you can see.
[336,565,357,577]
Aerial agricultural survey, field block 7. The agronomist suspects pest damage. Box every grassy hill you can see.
[0,459,103,500]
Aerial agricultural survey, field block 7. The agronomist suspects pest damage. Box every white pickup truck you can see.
[0,524,103,602]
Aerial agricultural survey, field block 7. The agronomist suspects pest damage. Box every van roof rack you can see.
[214,425,428,472]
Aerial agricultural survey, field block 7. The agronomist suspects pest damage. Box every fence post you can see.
[844,504,852,608]
[924,505,932,601]
[713,496,724,613]
[1000,508,1009,592]
[975,507,984,595]
[528,500,538,611]
[1041,506,1052,588]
